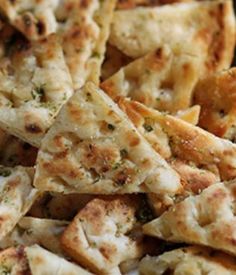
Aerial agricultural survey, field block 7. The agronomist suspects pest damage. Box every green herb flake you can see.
[31,85,45,100]
[91,51,100,58]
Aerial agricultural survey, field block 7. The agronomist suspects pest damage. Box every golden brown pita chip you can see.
[143,180,236,256]
[194,68,236,142]
[139,246,236,275]
[110,0,235,75]
[61,196,152,274]
[34,82,180,195]
[0,25,73,147]
[101,45,201,112]
[118,99,236,214]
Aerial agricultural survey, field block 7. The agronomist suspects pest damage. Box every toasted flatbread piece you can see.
[101,44,132,81]
[0,246,30,274]
[26,245,92,275]
[0,26,73,147]
[0,217,68,255]
[57,0,116,89]
[139,246,236,275]
[0,0,59,40]
[101,45,201,112]
[194,68,236,141]
[118,99,236,213]
[0,166,38,240]
[29,193,93,220]
[143,180,236,256]
[0,128,38,167]
[116,0,194,10]
[34,82,180,195]
[61,196,149,274]
[110,0,235,75]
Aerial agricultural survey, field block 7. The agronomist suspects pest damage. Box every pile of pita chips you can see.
[0,0,235,274]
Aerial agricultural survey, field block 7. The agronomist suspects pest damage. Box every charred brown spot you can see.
[36,20,45,35]
[25,124,42,134]
[129,136,140,147]
[155,47,163,59]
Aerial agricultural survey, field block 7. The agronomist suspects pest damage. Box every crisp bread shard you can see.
[0,245,92,275]
[0,25,73,147]
[0,166,38,240]
[61,196,153,274]
[26,245,93,275]
[194,68,236,142]
[118,99,236,214]
[143,180,236,256]
[57,0,117,89]
[0,217,69,255]
[0,0,116,90]
[0,128,38,167]
[0,0,59,40]
[0,246,30,274]
[139,246,236,275]
[110,0,236,75]
[101,45,201,113]
[34,82,180,195]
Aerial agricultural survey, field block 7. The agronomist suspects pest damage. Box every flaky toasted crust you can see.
[110,0,235,75]
[34,82,180,195]
[0,166,38,240]
[143,181,236,256]
[101,45,201,113]
[118,99,236,214]
[139,246,236,275]
[0,217,69,255]
[0,246,30,274]
[25,245,92,275]
[61,196,146,274]
[0,27,73,147]
[194,68,236,141]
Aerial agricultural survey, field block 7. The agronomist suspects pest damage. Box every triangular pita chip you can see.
[0,0,58,40]
[61,195,154,274]
[101,45,201,112]
[0,25,73,147]
[194,68,236,141]
[0,246,30,274]
[0,0,116,89]
[139,246,236,275]
[143,180,236,256]
[118,99,236,214]
[0,166,38,240]
[57,0,116,89]
[0,217,69,255]
[34,82,180,195]
[25,245,92,275]
[109,0,235,75]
